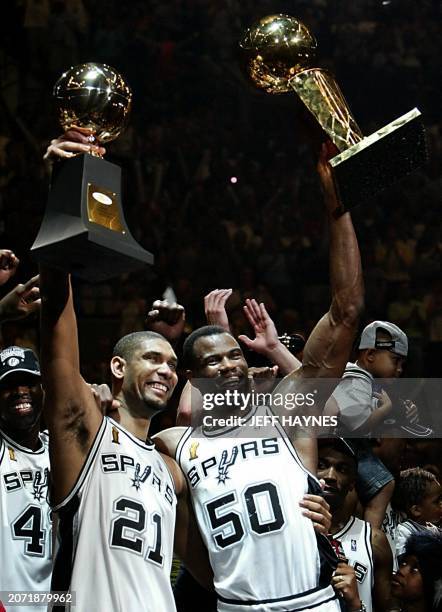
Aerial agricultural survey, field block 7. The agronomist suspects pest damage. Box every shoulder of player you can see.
[159,452,187,497]
[152,426,188,457]
[271,365,302,395]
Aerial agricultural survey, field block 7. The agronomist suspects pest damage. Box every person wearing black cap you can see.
[0,346,52,612]
[318,438,393,612]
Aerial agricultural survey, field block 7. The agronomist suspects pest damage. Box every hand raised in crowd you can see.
[239,298,280,355]
[299,494,332,536]
[0,275,41,321]
[331,562,362,611]
[204,289,232,331]
[44,129,106,162]
[89,383,120,420]
[0,249,19,286]
[239,298,302,375]
[248,365,279,394]
[145,299,185,343]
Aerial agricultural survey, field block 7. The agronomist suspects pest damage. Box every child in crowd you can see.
[325,321,408,529]
[393,467,442,559]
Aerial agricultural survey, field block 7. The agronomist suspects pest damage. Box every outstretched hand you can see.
[0,275,41,321]
[238,299,279,356]
[145,299,185,343]
[44,129,106,161]
[204,289,232,331]
[0,250,19,286]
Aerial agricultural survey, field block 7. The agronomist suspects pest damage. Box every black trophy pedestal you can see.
[329,108,427,210]
[31,154,153,282]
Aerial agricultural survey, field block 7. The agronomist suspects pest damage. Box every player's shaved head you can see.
[183,325,230,368]
[113,331,166,362]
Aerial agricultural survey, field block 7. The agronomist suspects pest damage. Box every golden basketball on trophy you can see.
[32,63,153,281]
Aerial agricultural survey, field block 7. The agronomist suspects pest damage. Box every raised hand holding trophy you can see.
[239,15,427,209]
[32,63,153,281]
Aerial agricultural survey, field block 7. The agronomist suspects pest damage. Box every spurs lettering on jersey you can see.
[186,438,280,488]
[100,451,175,503]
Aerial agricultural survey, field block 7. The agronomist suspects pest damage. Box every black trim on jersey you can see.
[267,407,321,486]
[217,585,337,608]
[110,418,156,451]
[51,494,80,611]
[202,405,259,438]
[0,436,5,466]
[176,427,193,467]
[307,475,339,588]
[0,428,46,454]
[333,516,356,540]
[288,594,338,611]
[342,363,373,384]
[292,594,338,611]
[51,416,107,512]
[365,521,374,587]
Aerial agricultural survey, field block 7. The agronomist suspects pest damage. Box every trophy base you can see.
[31,154,154,282]
[329,108,426,209]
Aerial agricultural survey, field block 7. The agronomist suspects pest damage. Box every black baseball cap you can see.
[318,437,357,462]
[0,346,41,382]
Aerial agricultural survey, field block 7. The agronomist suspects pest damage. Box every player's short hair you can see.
[393,467,439,514]
[112,331,166,362]
[182,325,231,369]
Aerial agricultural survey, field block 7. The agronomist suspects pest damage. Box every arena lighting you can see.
[230,176,238,183]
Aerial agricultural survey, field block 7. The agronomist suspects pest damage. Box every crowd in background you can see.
[0,0,440,384]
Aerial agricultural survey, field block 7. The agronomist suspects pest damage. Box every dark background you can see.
[0,0,440,393]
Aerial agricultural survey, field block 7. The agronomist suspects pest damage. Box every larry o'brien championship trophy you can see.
[239,15,427,208]
[31,63,153,281]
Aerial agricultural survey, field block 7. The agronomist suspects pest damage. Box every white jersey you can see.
[51,417,177,612]
[177,405,339,611]
[0,429,51,612]
[333,516,374,612]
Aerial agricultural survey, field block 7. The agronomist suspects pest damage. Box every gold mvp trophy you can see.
[240,15,427,208]
[31,63,153,281]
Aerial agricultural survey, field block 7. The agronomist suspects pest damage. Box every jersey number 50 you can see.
[205,482,284,549]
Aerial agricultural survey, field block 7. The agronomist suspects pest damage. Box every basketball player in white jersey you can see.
[155,144,365,611]
[0,346,51,612]
[318,438,393,611]
[39,267,212,611]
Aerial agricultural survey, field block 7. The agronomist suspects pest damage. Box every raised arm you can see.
[39,266,103,505]
[276,144,363,386]
[272,143,364,472]
[300,144,364,379]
